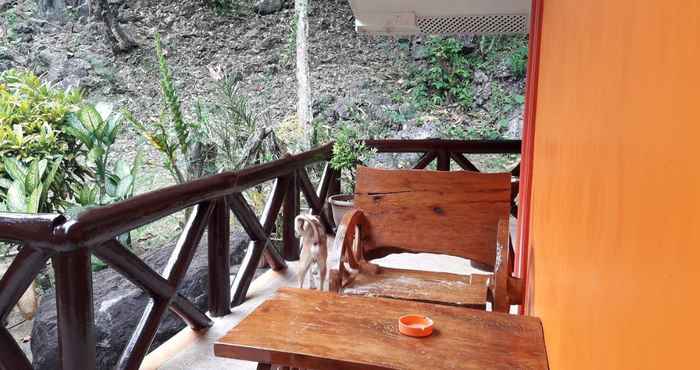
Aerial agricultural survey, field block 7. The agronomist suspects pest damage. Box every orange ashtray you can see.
[398,315,434,337]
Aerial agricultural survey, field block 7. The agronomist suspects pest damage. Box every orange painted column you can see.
[528,1,700,369]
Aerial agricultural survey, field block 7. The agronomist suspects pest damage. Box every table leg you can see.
[256,363,271,370]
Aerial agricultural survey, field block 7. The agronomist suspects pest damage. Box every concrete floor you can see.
[144,237,490,370]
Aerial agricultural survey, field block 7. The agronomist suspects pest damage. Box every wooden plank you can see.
[436,149,450,171]
[229,180,288,306]
[208,198,231,316]
[0,326,32,370]
[116,202,213,370]
[450,152,480,172]
[53,248,96,370]
[297,169,334,232]
[215,288,548,370]
[283,174,300,261]
[355,167,511,267]
[365,139,522,154]
[0,245,51,322]
[342,267,489,308]
[228,191,286,270]
[412,151,437,169]
[93,240,211,330]
[63,144,333,248]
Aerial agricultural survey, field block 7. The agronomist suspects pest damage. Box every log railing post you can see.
[208,197,231,317]
[437,149,450,171]
[53,248,96,370]
[283,174,300,261]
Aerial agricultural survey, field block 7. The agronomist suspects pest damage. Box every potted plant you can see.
[328,127,376,224]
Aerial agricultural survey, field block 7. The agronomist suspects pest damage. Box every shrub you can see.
[330,126,376,189]
[66,103,140,206]
[0,69,88,212]
[509,45,528,78]
[411,37,474,109]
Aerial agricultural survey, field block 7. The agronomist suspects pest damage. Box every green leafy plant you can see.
[509,45,529,78]
[0,157,61,213]
[0,69,87,212]
[127,34,196,184]
[330,126,376,189]
[410,37,474,109]
[66,102,141,205]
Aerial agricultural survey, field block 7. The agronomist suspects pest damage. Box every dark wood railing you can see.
[0,139,520,370]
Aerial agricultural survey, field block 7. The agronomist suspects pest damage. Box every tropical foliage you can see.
[66,103,141,207]
[0,69,86,212]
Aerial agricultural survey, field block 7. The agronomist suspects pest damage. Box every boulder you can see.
[254,0,282,15]
[37,50,92,90]
[31,232,251,370]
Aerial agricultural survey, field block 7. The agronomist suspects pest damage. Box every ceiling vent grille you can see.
[417,14,529,35]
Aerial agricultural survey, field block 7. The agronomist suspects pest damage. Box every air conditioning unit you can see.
[349,0,531,36]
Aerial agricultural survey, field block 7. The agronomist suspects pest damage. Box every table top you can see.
[215,288,549,370]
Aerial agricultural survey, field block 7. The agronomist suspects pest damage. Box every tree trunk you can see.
[295,0,313,149]
[90,0,138,54]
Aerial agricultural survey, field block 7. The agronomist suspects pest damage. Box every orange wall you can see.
[530,1,700,369]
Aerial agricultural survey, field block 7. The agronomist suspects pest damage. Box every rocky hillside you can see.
[2,0,526,139]
[1,0,527,245]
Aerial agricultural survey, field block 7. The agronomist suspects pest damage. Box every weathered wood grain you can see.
[215,288,548,370]
[354,166,511,267]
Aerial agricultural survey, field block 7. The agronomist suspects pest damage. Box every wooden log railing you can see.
[0,139,520,370]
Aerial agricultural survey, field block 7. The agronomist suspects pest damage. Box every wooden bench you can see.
[330,167,523,312]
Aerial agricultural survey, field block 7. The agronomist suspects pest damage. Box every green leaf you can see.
[78,105,104,137]
[87,146,105,164]
[7,181,27,212]
[41,158,62,209]
[0,178,12,189]
[104,112,123,145]
[27,184,43,213]
[105,175,118,197]
[95,102,114,122]
[115,175,134,199]
[3,158,27,184]
[25,160,41,193]
[115,159,131,178]
[63,126,94,148]
[76,185,98,206]
[12,124,24,145]
[37,159,48,179]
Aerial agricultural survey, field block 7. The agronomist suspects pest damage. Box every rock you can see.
[333,97,355,121]
[473,70,489,84]
[37,50,92,90]
[313,93,336,118]
[258,36,282,51]
[0,49,18,73]
[504,106,524,139]
[0,0,15,13]
[31,232,251,370]
[254,0,283,15]
[14,25,33,35]
[473,70,492,107]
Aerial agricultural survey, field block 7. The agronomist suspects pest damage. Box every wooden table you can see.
[215,288,549,370]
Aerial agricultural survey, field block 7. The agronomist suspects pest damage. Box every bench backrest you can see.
[354,166,511,269]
